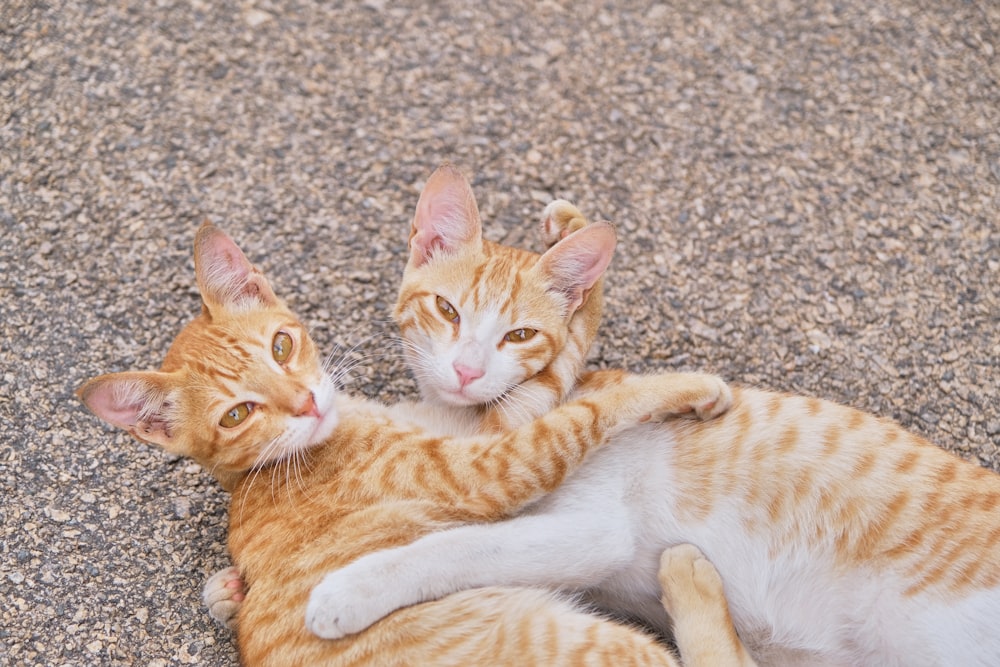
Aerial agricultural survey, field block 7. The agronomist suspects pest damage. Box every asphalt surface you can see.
[2,1,998,664]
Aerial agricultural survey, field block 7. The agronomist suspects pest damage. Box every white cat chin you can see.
[432,385,494,408]
[307,406,340,446]
[418,374,508,408]
[306,383,340,446]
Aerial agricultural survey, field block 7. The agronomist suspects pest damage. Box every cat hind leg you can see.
[659,544,758,667]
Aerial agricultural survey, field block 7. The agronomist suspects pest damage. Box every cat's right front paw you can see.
[689,375,732,420]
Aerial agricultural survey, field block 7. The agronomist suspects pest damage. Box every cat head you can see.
[394,164,616,409]
[77,224,339,491]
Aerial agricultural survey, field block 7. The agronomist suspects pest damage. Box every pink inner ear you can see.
[197,228,251,296]
[79,373,177,448]
[409,165,482,266]
[539,221,616,310]
[195,224,277,310]
[80,374,158,429]
[86,384,144,428]
[209,237,252,283]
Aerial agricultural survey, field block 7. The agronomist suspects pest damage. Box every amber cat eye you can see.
[436,297,460,323]
[504,328,537,343]
[220,402,254,428]
[272,331,293,363]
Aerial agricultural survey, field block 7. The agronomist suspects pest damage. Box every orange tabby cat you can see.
[297,167,1000,666]
[202,190,606,629]
[77,220,749,665]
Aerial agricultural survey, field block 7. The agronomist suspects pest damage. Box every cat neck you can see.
[215,469,248,493]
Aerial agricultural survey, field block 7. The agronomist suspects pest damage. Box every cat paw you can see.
[203,566,245,631]
[637,373,732,423]
[660,545,755,666]
[306,568,393,640]
[540,199,588,248]
[659,543,726,618]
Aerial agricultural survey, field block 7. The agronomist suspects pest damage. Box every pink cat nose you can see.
[295,392,321,418]
[453,363,484,388]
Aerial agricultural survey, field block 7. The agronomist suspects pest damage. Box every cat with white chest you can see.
[305,167,1000,666]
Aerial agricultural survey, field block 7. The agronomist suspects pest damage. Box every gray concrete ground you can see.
[2,0,998,664]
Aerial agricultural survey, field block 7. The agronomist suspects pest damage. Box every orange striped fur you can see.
[284,170,1000,666]
[77,219,746,666]
[667,387,1000,598]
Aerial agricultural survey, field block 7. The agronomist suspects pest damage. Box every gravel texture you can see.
[2,0,998,664]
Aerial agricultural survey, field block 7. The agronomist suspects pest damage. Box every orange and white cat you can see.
[77,209,747,664]
[304,167,1000,667]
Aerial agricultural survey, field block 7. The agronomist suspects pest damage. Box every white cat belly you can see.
[544,424,1000,666]
[523,423,680,630]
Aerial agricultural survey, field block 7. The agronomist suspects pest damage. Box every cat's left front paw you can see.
[306,566,397,640]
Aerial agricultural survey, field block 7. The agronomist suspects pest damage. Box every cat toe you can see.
[693,379,733,420]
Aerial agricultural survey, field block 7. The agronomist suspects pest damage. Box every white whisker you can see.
[488,381,550,430]
[283,452,296,510]
[235,433,283,527]
[321,332,399,391]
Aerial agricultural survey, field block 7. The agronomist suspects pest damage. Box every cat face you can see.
[77,225,339,485]
[397,245,579,407]
[394,165,615,408]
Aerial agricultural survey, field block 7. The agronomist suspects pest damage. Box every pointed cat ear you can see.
[535,221,616,313]
[194,222,278,314]
[76,371,179,451]
[408,164,483,267]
